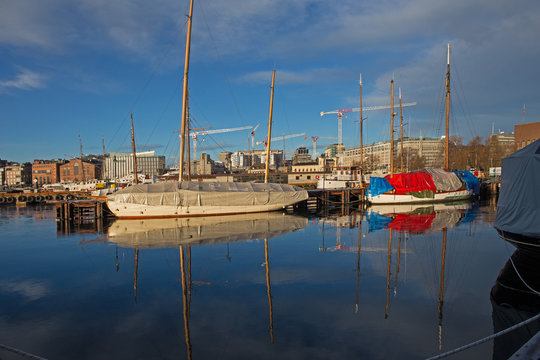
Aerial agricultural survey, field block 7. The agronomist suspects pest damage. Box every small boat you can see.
[316,166,363,189]
[106,0,307,219]
[367,44,476,205]
[494,138,540,245]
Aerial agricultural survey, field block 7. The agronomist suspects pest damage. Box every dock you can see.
[56,199,113,234]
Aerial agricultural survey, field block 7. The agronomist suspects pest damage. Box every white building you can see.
[341,137,443,172]
[103,151,165,180]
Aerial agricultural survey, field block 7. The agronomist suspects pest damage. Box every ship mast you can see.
[130,111,139,185]
[179,0,194,181]
[359,74,364,182]
[264,69,276,183]
[399,88,404,172]
[390,80,395,176]
[445,43,450,169]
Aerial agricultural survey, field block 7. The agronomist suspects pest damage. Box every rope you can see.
[425,312,540,360]
[0,343,48,360]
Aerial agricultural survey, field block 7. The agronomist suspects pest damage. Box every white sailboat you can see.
[106,0,307,219]
[367,44,475,205]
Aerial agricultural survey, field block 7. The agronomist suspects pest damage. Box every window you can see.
[307,175,311,180]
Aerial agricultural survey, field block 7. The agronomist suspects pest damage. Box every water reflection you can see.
[491,238,540,360]
[106,212,307,359]
[107,212,308,248]
[366,201,477,350]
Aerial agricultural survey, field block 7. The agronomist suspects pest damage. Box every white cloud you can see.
[239,68,351,85]
[0,68,47,91]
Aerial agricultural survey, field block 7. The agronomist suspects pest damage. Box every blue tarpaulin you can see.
[367,177,394,197]
[454,171,480,195]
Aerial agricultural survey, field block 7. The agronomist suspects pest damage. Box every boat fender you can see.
[0,197,5,204]
[18,195,27,202]
[55,194,64,201]
[27,195,35,203]
[6,197,15,203]
[45,195,53,201]
[35,195,44,202]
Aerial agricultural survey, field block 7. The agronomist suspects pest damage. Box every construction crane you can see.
[256,132,306,147]
[250,124,260,150]
[320,102,417,148]
[305,136,337,157]
[190,125,253,159]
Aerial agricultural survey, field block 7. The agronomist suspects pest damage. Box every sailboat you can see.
[106,0,307,219]
[366,44,477,205]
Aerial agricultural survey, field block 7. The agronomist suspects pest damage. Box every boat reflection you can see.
[367,202,476,234]
[367,202,477,350]
[107,212,308,248]
[107,212,306,359]
[491,239,540,360]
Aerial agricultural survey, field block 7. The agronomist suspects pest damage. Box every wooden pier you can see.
[56,199,112,234]
[290,188,367,214]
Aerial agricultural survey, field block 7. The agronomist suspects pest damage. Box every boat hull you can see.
[367,189,472,205]
[107,200,301,219]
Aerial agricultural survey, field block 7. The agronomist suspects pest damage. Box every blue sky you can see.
[1,0,539,164]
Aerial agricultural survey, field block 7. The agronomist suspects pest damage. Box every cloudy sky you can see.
[1,0,539,163]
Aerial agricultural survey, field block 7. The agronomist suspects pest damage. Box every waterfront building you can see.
[103,151,165,180]
[0,167,5,187]
[60,160,100,183]
[515,121,540,150]
[341,137,442,172]
[32,160,60,185]
[292,147,313,165]
[5,164,32,186]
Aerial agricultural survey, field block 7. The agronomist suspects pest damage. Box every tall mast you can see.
[390,80,395,176]
[78,134,85,182]
[359,74,364,181]
[264,69,276,183]
[445,43,450,169]
[179,0,194,181]
[130,111,139,184]
[186,89,191,181]
[102,137,107,180]
[399,88,404,172]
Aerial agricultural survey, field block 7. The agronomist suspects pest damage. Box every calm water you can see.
[0,202,537,360]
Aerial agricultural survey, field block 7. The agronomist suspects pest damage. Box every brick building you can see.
[59,160,100,182]
[5,164,32,187]
[515,121,540,150]
[32,160,60,185]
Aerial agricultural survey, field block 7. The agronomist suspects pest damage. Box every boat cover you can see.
[107,181,308,207]
[454,170,480,195]
[495,139,540,238]
[423,168,463,192]
[384,172,436,194]
[367,177,394,197]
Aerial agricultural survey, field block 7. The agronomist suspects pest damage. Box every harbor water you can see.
[0,202,537,359]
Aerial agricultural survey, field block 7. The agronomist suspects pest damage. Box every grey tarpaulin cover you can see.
[495,139,540,238]
[107,181,308,207]
[107,212,308,248]
[423,168,463,191]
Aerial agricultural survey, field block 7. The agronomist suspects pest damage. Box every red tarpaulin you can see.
[384,172,436,194]
[386,213,436,234]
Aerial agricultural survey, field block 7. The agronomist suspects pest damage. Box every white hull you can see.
[107,200,300,219]
[367,189,472,205]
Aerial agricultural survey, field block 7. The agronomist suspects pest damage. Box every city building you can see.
[32,160,60,185]
[0,167,5,187]
[292,147,313,165]
[5,164,32,187]
[515,121,540,150]
[102,151,165,180]
[60,160,100,183]
[341,137,442,172]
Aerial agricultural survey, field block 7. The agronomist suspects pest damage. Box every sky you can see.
[1,0,539,165]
